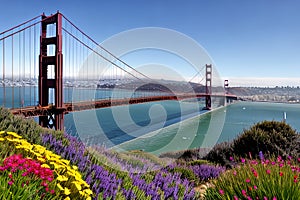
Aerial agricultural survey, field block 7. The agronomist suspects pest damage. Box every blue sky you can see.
[1,0,300,86]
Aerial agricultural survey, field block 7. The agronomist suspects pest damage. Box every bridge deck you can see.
[10,93,237,117]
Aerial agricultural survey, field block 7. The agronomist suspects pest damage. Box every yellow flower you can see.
[57,183,64,191]
[72,181,82,191]
[7,131,22,138]
[62,159,70,164]
[64,187,71,195]
[34,144,46,154]
[37,157,46,163]
[72,165,78,170]
[41,164,51,169]
[0,131,93,198]
[83,189,93,195]
[33,152,42,158]
[50,161,64,170]
[57,175,68,182]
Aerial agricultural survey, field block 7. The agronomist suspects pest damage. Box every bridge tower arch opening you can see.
[39,12,64,130]
[205,64,212,110]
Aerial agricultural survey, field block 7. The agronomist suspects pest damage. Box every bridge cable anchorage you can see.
[61,14,153,82]
[62,27,145,82]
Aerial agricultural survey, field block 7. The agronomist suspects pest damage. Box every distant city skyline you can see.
[0,0,299,87]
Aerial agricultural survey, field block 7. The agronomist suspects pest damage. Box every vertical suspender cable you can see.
[2,39,5,107]
[12,35,14,109]
[67,25,71,102]
[22,30,25,107]
[29,27,32,106]
[34,24,36,105]
[19,30,21,108]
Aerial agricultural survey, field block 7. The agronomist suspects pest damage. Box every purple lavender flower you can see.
[259,151,265,161]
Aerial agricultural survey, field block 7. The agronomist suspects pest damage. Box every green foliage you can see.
[169,167,198,183]
[203,142,234,167]
[232,120,298,158]
[188,159,211,166]
[204,157,300,200]
[0,107,66,146]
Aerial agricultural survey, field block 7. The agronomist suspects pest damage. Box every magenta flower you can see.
[0,154,55,194]
[245,179,251,183]
[219,189,224,195]
[253,185,258,190]
[271,161,276,165]
[266,169,271,174]
[234,196,238,200]
[241,158,246,163]
[279,163,284,167]
[273,197,277,200]
[242,189,247,196]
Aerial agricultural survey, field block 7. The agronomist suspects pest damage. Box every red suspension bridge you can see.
[0,12,237,130]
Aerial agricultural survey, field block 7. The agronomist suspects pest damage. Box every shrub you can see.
[232,121,298,159]
[203,142,234,167]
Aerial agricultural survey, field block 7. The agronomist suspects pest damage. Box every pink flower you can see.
[253,185,258,190]
[8,180,13,185]
[242,189,247,196]
[230,156,234,161]
[234,196,239,200]
[277,156,282,162]
[233,170,237,176]
[264,197,268,200]
[273,197,277,200]
[246,179,251,183]
[266,169,271,174]
[241,158,246,163]
[219,189,224,195]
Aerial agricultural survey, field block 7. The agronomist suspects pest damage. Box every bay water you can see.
[1,86,300,155]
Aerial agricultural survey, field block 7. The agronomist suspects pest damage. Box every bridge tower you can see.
[205,64,212,110]
[39,12,64,130]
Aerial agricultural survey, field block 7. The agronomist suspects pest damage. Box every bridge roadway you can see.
[10,93,237,117]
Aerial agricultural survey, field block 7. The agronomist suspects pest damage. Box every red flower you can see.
[279,172,283,176]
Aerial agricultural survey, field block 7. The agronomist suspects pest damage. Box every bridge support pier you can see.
[205,64,212,110]
[39,12,64,130]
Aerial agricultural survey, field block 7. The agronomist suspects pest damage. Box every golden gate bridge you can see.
[0,12,237,130]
